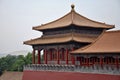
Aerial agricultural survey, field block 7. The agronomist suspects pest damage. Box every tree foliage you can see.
[0,52,32,74]
[0,67,2,76]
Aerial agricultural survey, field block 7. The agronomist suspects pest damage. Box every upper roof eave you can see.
[32,5,114,31]
[33,23,114,31]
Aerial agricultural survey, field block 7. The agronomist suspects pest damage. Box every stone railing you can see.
[24,64,120,75]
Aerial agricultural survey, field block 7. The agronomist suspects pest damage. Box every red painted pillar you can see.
[106,57,109,64]
[100,56,103,67]
[43,50,45,62]
[38,50,41,64]
[32,49,35,64]
[79,57,82,65]
[93,58,95,64]
[66,48,68,64]
[57,48,60,64]
[71,48,75,65]
[86,56,89,66]
[83,57,85,65]
[50,50,52,60]
[88,58,90,66]
[62,49,64,60]
[92,58,95,65]
[44,49,47,64]
[116,56,119,69]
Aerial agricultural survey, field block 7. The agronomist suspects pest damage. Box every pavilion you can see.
[23,5,120,80]
[24,4,114,65]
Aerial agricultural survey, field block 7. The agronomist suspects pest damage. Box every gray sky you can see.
[0,0,120,53]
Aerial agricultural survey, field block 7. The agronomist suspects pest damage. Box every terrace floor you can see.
[23,70,120,80]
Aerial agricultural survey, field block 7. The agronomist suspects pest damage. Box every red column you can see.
[43,50,45,62]
[79,57,82,65]
[38,50,41,64]
[115,56,119,69]
[83,57,85,65]
[100,56,103,67]
[57,48,60,64]
[93,58,95,64]
[32,49,35,64]
[86,56,89,66]
[71,48,75,65]
[88,58,90,66]
[50,49,52,60]
[71,55,74,65]
[62,49,64,60]
[66,48,68,64]
[106,57,109,64]
[44,49,47,64]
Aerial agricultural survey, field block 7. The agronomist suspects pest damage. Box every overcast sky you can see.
[0,0,120,54]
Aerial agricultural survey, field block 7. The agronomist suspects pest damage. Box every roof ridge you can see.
[71,11,73,24]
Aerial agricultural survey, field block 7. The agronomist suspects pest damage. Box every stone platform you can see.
[22,70,120,80]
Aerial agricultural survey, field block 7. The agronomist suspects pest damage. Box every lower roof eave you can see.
[70,52,120,55]
[23,40,92,46]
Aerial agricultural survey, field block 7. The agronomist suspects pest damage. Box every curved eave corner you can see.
[23,41,33,46]
[32,24,71,31]
[105,24,115,29]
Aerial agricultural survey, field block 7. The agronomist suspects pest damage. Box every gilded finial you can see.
[71,4,75,11]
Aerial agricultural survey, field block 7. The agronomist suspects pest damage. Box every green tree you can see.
[11,55,25,71]
[0,55,17,74]
[24,52,32,65]
[0,52,33,72]
[5,55,17,71]
[0,67,2,76]
[11,53,32,71]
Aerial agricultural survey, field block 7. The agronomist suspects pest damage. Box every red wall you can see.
[23,70,120,80]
